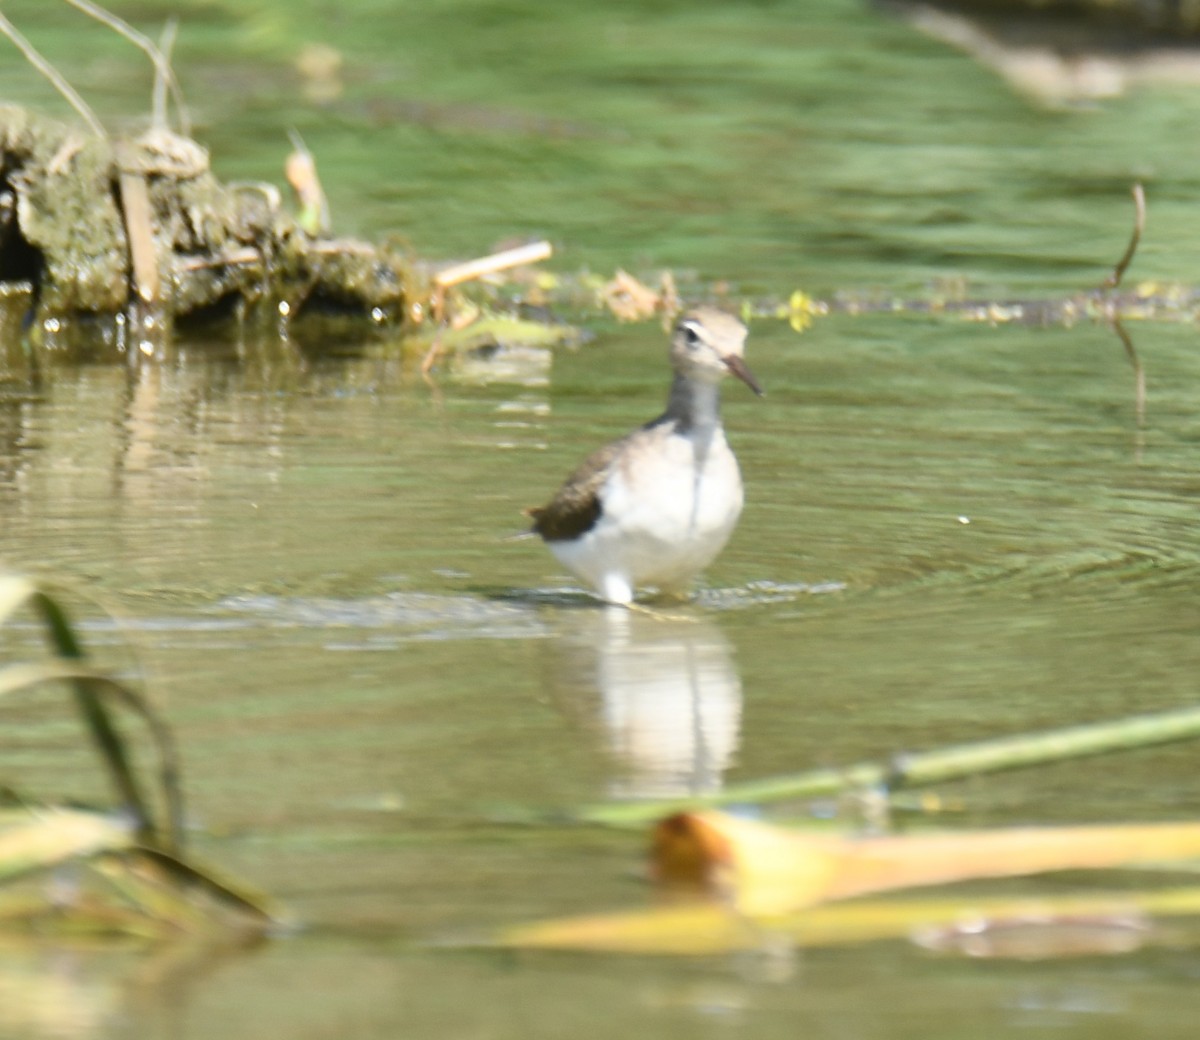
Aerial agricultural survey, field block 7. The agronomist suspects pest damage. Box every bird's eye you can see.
[681,323,702,349]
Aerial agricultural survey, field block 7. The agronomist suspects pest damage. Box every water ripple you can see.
[214,592,550,642]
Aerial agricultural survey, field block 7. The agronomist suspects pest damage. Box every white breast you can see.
[548,425,744,601]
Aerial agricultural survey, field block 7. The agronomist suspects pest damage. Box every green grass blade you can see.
[572,703,1200,826]
[0,661,184,853]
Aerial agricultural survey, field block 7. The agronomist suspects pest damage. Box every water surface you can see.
[3,0,1200,1037]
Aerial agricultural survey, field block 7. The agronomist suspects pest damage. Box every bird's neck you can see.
[664,374,722,433]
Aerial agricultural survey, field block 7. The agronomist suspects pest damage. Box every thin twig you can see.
[1103,182,1145,291]
[61,0,191,134]
[153,18,179,132]
[1111,316,1146,428]
[174,247,262,272]
[1097,185,1149,429]
[434,240,553,290]
[0,12,106,137]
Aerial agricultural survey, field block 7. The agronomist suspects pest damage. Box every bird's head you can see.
[670,307,763,395]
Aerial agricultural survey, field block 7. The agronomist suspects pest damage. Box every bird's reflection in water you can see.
[550,606,742,799]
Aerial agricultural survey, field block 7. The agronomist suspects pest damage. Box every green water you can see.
[5,0,1200,1037]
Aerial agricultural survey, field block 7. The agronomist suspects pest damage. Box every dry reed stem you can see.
[116,164,160,304]
[433,240,553,290]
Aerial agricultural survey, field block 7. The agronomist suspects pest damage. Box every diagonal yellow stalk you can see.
[660,811,1200,916]
[494,886,1200,956]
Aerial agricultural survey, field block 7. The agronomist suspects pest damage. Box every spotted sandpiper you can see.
[529,306,762,605]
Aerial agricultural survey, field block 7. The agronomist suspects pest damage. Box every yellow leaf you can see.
[787,290,824,332]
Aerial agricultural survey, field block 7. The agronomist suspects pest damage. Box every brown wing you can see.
[527,440,623,542]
